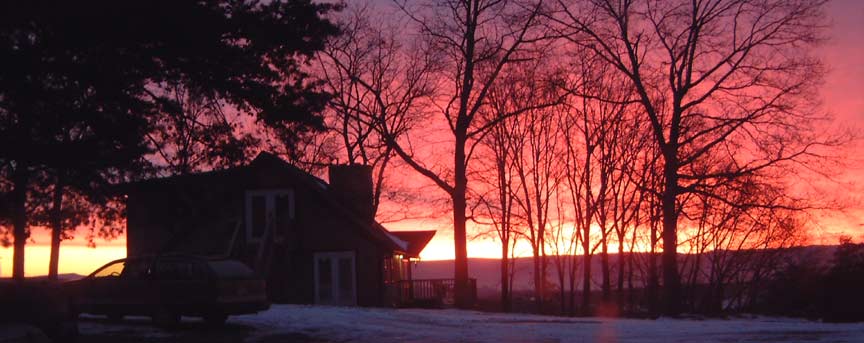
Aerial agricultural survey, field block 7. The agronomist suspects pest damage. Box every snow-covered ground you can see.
[78,305,864,342]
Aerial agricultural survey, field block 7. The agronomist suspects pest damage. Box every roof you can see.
[119,152,426,254]
[247,153,407,252]
[388,230,436,258]
[116,152,328,192]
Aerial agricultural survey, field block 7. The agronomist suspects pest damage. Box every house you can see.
[120,152,467,307]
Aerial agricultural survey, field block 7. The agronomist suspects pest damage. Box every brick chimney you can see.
[328,164,375,224]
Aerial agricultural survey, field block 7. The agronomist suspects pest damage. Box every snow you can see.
[231,305,864,343]
[74,305,864,342]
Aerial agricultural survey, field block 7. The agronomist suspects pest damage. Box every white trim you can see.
[244,189,294,243]
[313,251,357,306]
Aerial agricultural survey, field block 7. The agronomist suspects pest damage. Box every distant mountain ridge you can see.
[413,245,837,296]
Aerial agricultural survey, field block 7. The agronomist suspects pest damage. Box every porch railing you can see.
[388,278,477,308]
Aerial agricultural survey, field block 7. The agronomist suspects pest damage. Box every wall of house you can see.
[126,162,392,307]
[246,165,390,307]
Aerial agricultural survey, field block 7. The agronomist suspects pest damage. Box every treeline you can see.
[754,239,864,322]
[0,0,854,320]
[308,0,851,316]
[0,1,341,279]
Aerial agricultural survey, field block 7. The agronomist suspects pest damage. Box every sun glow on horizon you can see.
[3,205,862,277]
[0,244,126,278]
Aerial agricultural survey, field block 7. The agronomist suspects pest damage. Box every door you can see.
[313,252,357,306]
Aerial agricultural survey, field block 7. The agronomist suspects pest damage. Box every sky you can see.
[1,0,863,277]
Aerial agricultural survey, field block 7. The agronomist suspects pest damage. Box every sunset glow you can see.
[0,235,126,278]
[7,1,864,340]
[0,0,861,279]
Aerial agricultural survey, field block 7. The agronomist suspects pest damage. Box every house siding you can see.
[125,161,392,307]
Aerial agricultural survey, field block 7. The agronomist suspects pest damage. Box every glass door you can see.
[313,251,357,306]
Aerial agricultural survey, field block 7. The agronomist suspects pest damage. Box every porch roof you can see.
[388,230,436,258]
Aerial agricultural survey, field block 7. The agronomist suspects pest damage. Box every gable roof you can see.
[120,152,417,254]
[389,230,436,258]
[248,153,407,252]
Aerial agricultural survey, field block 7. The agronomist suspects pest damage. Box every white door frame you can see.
[313,251,357,306]
[244,189,294,243]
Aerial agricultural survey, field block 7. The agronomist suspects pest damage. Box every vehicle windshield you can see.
[92,259,149,279]
[93,261,125,278]
[208,260,255,279]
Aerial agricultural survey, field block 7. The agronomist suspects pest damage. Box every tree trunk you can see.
[557,260,566,315]
[581,236,591,315]
[533,246,542,312]
[48,174,64,280]
[600,234,610,303]
[453,134,471,309]
[11,164,28,280]
[627,215,638,313]
[627,245,634,313]
[569,255,577,316]
[500,240,510,312]
[617,232,625,308]
[661,158,681,316]
[648,216,659,314]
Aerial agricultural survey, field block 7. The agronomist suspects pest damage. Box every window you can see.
[251,196,267,238]
[245,189,294,242]
[383,256,401,283]
[93,261,126,278]
[275,193,293,231]
[153,259,209,280]
[120,259,150,279]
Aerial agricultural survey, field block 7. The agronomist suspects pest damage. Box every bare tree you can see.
[553,0,834,314]
[547,186,581,315]
[146,84,259,176]
[559,52,635,314]
[385,0,554,308]
[472,117,520,311]
[677,170,807,313]
[314,2,437,219]
[504,68,565,313]
[605,106,649,310]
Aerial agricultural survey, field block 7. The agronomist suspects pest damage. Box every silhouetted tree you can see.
[553,0,833,315]
[559,53,633,314]
[0,176,11,247]
[473,112,521,312]
[0,0,339,279]
[146,84,259,176]
[316,2,437,219]
[824,238,864,322]
[509,77,565,314]
[754,253,826,318]
[477,59,566,313]
[386,0,554,308]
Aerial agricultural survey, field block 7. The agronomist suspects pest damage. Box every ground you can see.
[75,305,864,343]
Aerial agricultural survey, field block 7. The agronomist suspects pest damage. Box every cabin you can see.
[120,152,470,307]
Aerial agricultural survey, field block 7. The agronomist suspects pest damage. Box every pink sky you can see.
[2,0,863,276]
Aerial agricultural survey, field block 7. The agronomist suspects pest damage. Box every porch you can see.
[387,278,478,308]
